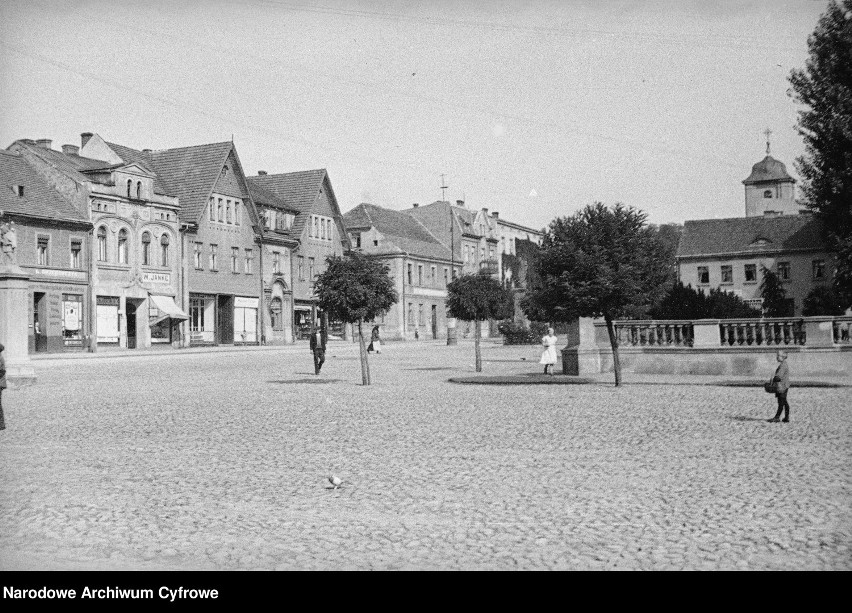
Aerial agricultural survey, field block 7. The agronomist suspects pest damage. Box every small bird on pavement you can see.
[328,475,343,489]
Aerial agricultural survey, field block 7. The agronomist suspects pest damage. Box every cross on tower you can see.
[764,128,772,155]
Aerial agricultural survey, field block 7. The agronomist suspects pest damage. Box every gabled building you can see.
[0,149,92,353]
[344,203,456,340]
[248,180,300,344]
[9,135,185,350]
[247,170,349,339]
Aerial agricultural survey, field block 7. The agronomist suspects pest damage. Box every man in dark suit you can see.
[309,324,327,375]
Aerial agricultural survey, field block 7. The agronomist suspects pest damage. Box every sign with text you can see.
[143,272,170,284]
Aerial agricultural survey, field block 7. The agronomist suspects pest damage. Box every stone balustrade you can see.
[718,318,805,347]
[612,320,694,347]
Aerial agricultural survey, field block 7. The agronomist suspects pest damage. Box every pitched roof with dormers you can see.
[105,142,172,195]
[677,215,826,258]
[343,203,453,261]
[0,150,89,224]
[248,169,332,239]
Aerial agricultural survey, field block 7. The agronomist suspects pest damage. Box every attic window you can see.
[763,190,773,198]
[12,185,24,197]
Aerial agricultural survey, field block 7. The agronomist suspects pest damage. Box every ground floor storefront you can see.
[28,276,89,354]
[188,293,259,346]
[95,292,187,350]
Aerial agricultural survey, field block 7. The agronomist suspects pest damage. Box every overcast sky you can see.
[0,0,829,230]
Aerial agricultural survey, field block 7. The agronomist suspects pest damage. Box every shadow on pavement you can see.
[268,379,342,384]
[727,415,770,422]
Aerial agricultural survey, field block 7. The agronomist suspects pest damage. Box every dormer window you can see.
[763,190,772,198]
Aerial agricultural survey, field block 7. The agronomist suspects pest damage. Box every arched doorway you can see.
[268,279,293,344]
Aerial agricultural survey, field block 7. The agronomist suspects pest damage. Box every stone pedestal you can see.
[446,318,458,346]
[0,266,36,387]
[562,317,601,375]
[692,319,721,348]
[803,316,836,348]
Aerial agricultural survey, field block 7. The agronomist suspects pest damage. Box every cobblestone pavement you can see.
[1,341,850,570]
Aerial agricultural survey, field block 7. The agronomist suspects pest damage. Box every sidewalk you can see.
[28,341,320,361]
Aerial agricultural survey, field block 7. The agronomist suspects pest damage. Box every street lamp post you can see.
[446,196,457,346]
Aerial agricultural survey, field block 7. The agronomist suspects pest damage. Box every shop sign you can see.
[31,268,86,281]
[143,272,171,284]
[234,296,259,309]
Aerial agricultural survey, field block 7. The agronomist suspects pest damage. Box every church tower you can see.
[743,129,798,217]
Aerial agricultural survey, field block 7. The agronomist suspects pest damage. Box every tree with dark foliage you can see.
[760,266,790,317]
[314,253,398,385]
[650,282,760,320]
[789,0,852,307]
[447,272,514,372]
[522,203,671,386]
[802,285,847,316]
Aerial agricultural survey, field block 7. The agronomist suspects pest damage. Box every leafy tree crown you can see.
[446,272,514,322]
[314,253,398,323]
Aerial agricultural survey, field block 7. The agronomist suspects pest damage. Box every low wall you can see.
[561,317,852,378]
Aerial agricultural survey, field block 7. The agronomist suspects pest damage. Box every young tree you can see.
[522,203,671,386]
[314,253,398,385]
[760,266,789,317]
[446,272,514,372]
[788,0,852,307]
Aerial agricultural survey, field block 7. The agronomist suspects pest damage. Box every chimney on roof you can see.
[142,148,151,153]
[456,199,464,207]
[62,144,79,155]
[35,139,52,150]
[412,203,419,208]
[492,211,499,219]
[482,207,489,216]
[258,170,267,176]
[80,132,93,148]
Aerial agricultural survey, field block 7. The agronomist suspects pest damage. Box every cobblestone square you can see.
[1,341,850,570]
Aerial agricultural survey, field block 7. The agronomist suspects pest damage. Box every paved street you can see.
[1,341,850,570]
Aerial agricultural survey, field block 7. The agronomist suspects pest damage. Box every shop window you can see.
[160,234,170,267]
[744,264,757,283]
[62,294,83,346]
[118,228,128,264]
[97,226,108,262]
[697,266,709,284]
[142,232,151,265]
[37,236,49,266]
[270,297,283,331]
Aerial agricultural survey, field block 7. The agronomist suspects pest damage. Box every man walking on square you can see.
[309,323,327,375]
[0,343,7,431]
[767,350,791,423]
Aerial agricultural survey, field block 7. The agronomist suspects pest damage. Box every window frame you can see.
[744,264,757,284]
[697,266,709,285]
[97,226,108,262]
[37,235,49,266]
[160,233,170,267]
[720,265,733,285]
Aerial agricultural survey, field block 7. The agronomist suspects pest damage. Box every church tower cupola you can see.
[743,128,798,217]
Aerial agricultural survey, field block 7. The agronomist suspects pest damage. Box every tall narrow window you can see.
[71,240,82,269]
[698,266,709,284]
[778,262,791,282]
[231,247,239,273]
[720,265,732,284]
[217,198,223,222]
[444,267,449,287]
[234,201,241,226]
[37,236,49,266]
[142,232,151,265]
[160,234,170,267]
[744,264,757,283]
[193,241,202,270]
[126,179,132,198]
[407,263,413,285]
[298,256,304,281]
[245,249,253,274]
[272,252,281,274]
[431,265,437,286]
[812,259,825,280]
[418,265,423,286]
[226,200,232,224]
[210,244,218,271]
[308,257,315,282]
[209,197,215,222]
[118,228,128,264]
[97,226,108,262]
[136,181,142,200]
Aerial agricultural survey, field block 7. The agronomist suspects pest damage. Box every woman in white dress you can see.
[540,327,558,375]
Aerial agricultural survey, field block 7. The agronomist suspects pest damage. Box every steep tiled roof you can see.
[105,142,172,195]
[0,150,89,223]
[743,155,795,185]
[677,215,826,258]
[344,203,452,261]
[247,180,299,213]
[248,170,327,239]
[146,142,234,223]
[9,140,111,183]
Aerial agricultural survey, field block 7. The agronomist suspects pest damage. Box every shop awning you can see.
[149,294,189,325]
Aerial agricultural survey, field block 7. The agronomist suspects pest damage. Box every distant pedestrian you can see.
[309,324,327,375]
[368,325,382,354]
[0,343,7,430]
[767,350,791,423]
[540,327,558,376]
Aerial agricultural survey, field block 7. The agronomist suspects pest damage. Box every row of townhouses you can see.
[1,132,543,354]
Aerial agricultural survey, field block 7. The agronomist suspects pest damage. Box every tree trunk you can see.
[604,314,622,387]
[358,319,371,386]
[475,319,482,372]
